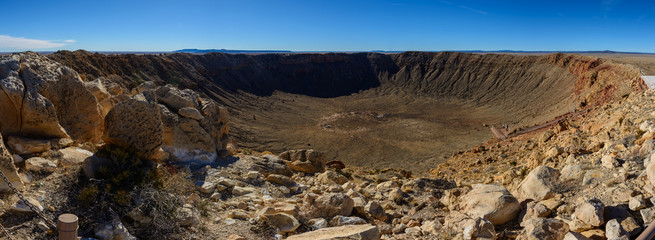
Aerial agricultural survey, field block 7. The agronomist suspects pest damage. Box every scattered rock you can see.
[25,157,57,173]
[563,232,591,240]
[308,218,328,230]
[267,213,300,233]
[605,218,629,239]
[601,155,620,169]
[516,166,559,202]
[573,198,605,227]
[316,170,349,185]
[365,201,387,221]
[6,136,51,155]
[518,217,569,240]
[280,149,325,173]
[266,174,296,187]
[178,107,204,120]
[11,197,44,213]
[0,135,23,192]
[463,217,496,240]
[459,184,521,225]
[560,164,584,182]
[330,215,366,226]
[629,195,646,211]
[285,224,380,240]
[304,193,354,218]
[420,219,443,235]
[58,147,93,166]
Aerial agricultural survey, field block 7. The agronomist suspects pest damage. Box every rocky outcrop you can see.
[103,83,229,163]
[280,149,325,173]
[0,134,22,192]
[0,52,103,141]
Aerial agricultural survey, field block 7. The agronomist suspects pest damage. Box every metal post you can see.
[637,220,655,240]
[57,214,78,240]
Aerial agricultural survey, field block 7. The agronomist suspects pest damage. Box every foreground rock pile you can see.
[430,90,655,239]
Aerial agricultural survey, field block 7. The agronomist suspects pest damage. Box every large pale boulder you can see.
[0,52,103,141]
[573,198,605,227]
[459,184,521,225]
[103,94,164,159]
[5,136,51,155]
[0,135,23,192]
[286,224,380,240]
[516,166,559,202]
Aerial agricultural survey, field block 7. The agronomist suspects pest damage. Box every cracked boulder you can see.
[0,52,103,141]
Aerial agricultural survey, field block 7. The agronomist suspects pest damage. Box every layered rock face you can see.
[49,50,644,127]
[0,52,103,141]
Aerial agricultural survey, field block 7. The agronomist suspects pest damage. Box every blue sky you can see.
[1,0,654,52]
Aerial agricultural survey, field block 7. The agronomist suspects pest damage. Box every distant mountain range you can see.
[173,49,293,54]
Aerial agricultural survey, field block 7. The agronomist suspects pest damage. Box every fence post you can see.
[57,214,78,240]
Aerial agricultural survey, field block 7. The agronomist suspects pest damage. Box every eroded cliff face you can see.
[49,51,643,118]
[47,50,644,172]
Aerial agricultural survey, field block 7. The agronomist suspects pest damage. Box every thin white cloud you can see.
[64,39,76,43]
[0,35,70,49]
[459,5,488,15]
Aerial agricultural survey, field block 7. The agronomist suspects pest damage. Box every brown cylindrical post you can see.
[58,214,78,240]
[637,220,655,240]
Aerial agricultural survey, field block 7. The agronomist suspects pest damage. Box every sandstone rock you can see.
[568,218,593,232]
[519,201,551,226]
[647,152,655,188]
[304,193,354,219]
[330,215,366,226]
[308,218,328,230]
[0,135,22,192]
[365,201,387,221]
[11,197,43,213]
[178,107,204,120]
[441,188,465,211]
[518,218,568,240]
[84,78,110,103]
[629,195,646,211]
[560,164,584,182]
[280,149,325,173]
[232,186,256,196]
[640,207,655,223]
[6,136,51,155]
[267,213,300,233]
[248,155,293,176]
[463,217,496,240]
[58,147,93,166]
[620,217,641,237]
[51,137,74,149]
[103,95,163,159]
[0,53,102,141]
[601,155,620,169]
[605,219,629,240]
[316,170,349,185]
[420,219,443,235]
[265,174,296,187]
[198,181,215,194]
[580,229,605,240]
[573,198,604,227]
[516,166,559,202]
[285,224,380,240]
[392,224,407,234]
[459,184,520,225]
[25,157,57,173]
[246,171,261,179]
[563,232,591,240]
